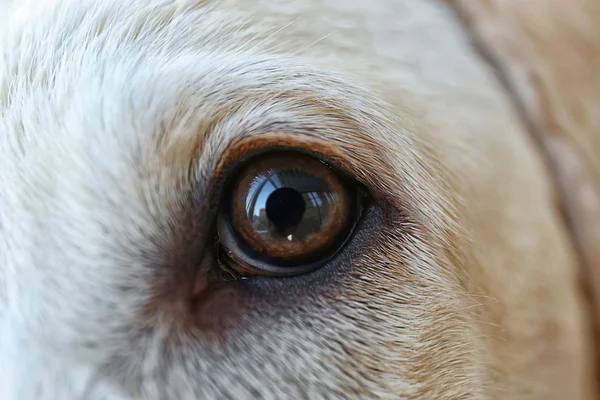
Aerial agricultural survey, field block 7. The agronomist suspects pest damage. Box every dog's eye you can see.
[217,152,363,277]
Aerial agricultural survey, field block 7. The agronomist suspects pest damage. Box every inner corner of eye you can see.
[215,152,364,278]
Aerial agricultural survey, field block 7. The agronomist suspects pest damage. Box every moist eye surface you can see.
[217,152,364,277]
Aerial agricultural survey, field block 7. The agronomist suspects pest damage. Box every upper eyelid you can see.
[206,143,364,219]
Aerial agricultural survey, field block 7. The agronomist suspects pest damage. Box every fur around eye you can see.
[217,152,364,277]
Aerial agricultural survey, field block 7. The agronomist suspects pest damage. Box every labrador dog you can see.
[1,0,599,398]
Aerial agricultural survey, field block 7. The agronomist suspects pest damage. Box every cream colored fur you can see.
[447,1,600,371]
[0,0,596,398]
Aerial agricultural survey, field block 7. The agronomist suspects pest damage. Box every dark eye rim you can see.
[218,212,351,277]
[214,148,369,277]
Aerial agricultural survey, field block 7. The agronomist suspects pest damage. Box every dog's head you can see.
[0,0,598,398]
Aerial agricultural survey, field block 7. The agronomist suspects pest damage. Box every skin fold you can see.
[0,0,598,398]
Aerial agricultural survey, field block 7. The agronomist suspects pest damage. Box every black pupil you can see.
[265,187,306,233]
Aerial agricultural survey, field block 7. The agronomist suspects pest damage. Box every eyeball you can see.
[217,152,364,277]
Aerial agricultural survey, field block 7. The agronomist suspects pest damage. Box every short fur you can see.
[0,0,597,398]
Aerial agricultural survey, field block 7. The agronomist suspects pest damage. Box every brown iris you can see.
[217,152,363,277]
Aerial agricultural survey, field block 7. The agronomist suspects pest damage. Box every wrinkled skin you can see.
[0,0,598,399]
